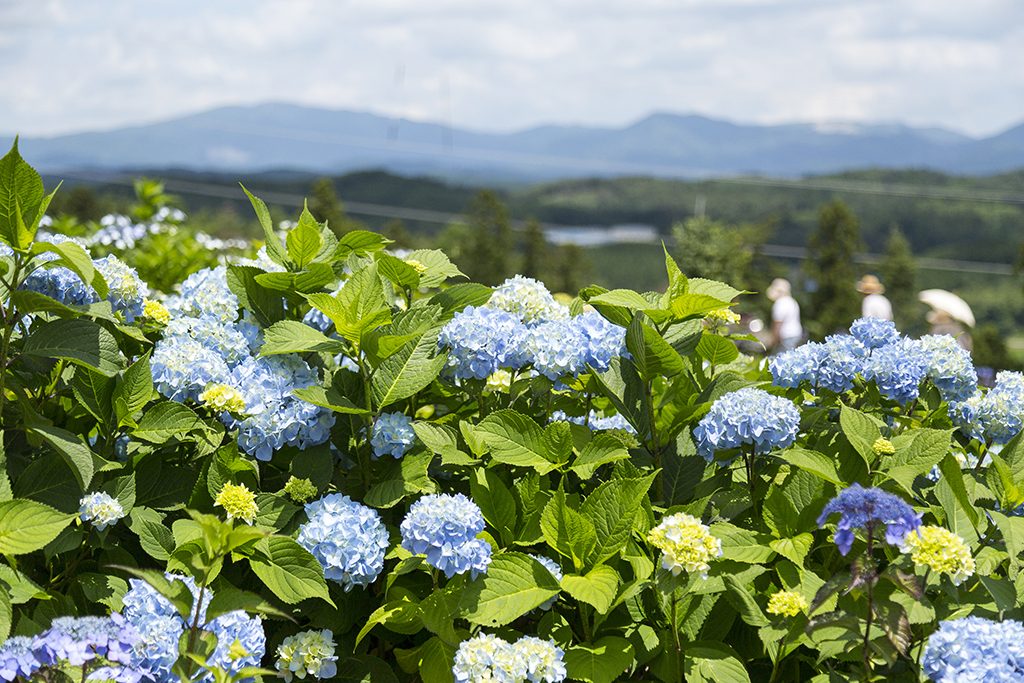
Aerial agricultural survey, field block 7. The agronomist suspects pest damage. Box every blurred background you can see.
[2,0,1023,365]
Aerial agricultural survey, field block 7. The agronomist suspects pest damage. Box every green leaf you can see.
[260,320,347,356]
[405,249,464,288]
[22,411,95,490]
[71,367,115,425]
[376,253,422,289]
[205,585,294,622]
[477,410,560,473]
[113,352,153,425]
[0,139,45,248]
[308,263,391,345]
[688,278,743,303]
[561,565,619,613]
[240,184,287,265]
[133,402,208,443]
[132,517,175,561]
[712,522,776,563]
[580,473,656,566]
[988,452,1024,511]
[0,499,75,555]
[571,433,630,479]
[776,448,841,485]
[292,385,369,415]
[31,240,107,298]
[286,205,324,268]
[364,452,435,508]
[588,289,651,310]
[225,265,286,327]
[429,283,492,314]
[23,318,122,376]
[626,316,685,379]
[937,453,980,529]
[685,642,751,683]
[886,429,953,493]
[541,489,598,568]
[335,230,390,259]
[696,333,739,366]
[249,536,334,606]
[470,469,518,547]
[0,589,11,642]
[459,552,560,626]
[722,575,769,627]
[669,293,732,320]
[370,307,446,408]
[839,404,881,468]
[564,636,635,683]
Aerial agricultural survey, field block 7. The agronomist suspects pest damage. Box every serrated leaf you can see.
[459,552,560,626]
[564,636,635,683]
[113,352,153,424]
[371,307,446,408]
[580,474,656,566]
[775,448,841,485]
[133,402,208,443]
[541,489,597,568]
[23,318,122,376]
[241,184,288,265]
[0,499,75,555]
[286,205,324,268]
[260,320,347,356]
[22,409,94,489]
[561,565,619,614]
[249,536,334,606]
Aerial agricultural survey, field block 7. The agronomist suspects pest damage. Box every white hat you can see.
[766,278,791,301]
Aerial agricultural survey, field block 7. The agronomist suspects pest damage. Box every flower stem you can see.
[862,529,876,680]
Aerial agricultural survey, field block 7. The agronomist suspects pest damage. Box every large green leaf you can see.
[564,636,635,683]
[839,404,881,468]
[22,409,95,489]
[776,448,841,486]
[626,317,685,380]
[249,536,334,605]
[0,139,45,248]
[685,642,751,683]
[133,402,209,443]
[541,489,598,569]
[286,205,324,268]
[113,352,153,425]
[240,185,287,265]
[364,452,436,508]
[260,320,346,356]
[308,263,391,345]
[470,469,518,547]
[476,410,559,473]
[561,565,619,614]
[23,318,122,376]
[0,499,75,555]
[370,307,446,408]
[580,473,656,566]
[459,552,560,626]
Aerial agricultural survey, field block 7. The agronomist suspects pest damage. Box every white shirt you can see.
[772,296,802,340]
[862,293,893,320]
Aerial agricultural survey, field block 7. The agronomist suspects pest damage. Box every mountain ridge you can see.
[11,103,1022,179]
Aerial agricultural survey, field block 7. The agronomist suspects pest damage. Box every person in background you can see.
[928,310,972,352]
[857,274,893,320]
[767,278,802,352]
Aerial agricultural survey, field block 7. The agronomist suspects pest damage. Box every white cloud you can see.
[0,0,1020,137]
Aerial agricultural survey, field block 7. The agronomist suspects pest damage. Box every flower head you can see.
[918,334,977,401]
[489,276,567,324]
[862,338,929,404]
[693,387,800,463]
[143,299,170,325]
[151,336,231,402]
[79,491,125,531]
[485,369,513,393]
[438,306,529,380]
[766,590,808,617]
[276,629,338,682]
[850,317,899,349]
[214,482,259,525]
[165,266,238,323]
[769,342,824,389]
[816,335,867,392]
[514,636,568,683]
[902,525,975,585]
[0,636,42,681]
[284,476,318,503]
[94,254,149,322]
[707,307,741,325]
[817,484,922,555]
[950,371,1024,445]
[33,615,139,667]
[923,617,1024,682]
[400,493,491,578]
[204,611,265,678]
[199,383,247,414]
[297,494,389,590]
[872,437,895,456]
[371,412,416,459]
[452,634,524,683]
[648,513,722,578]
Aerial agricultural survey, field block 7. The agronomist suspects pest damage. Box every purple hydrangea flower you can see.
[817,484,921,555]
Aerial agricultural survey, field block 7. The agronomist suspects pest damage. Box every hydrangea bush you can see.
[1,140,1024,681]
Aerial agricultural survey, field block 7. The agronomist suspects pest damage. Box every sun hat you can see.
[856,274,885,294]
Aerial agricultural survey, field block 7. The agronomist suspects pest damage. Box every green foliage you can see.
[672,216,763,290]
[881,226,919,331]
[806,199,863,337]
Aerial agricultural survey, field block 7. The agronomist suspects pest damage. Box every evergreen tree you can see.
[309,178,346,233]
[806,200,862,337]
[552,244,589,295]
[672,216,759,288]
[521,218,547,280]
[462,191,513,285]
[383,219,412,249]
[880,226,918,331]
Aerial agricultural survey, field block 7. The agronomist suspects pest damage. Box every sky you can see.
[1,0,1022,138]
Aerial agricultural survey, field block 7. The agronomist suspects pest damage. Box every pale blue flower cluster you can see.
[33,615,139,668]
[79,491,125,531]
[400,493,492,578]
[817,335,868,393]
[530,555,563,610]
[151,336,231,402]
[93,254,149,322]
[817,484,922,555]
[297,494,389,590]
[0,636,41,681]
[276,629,338,682]
[918,335,978,401]
[850,317,899,349]
[768,343,824,389]
[165,266,239,323]
[923,616,1024,682]
[693,388,800,462]
[452,633,566,683]
[550,410,635,434]
[224,355,336,461]
[950,371,1024,445]
[371,412,417,459]
[164,315,254,365]
[118,574,265,683]
[438,276,626,382]
[862,338,930,405]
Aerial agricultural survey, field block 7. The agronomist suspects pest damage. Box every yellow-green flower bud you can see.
[766,590,808,617]
[872,437,895,456]
[284,476,318,504]
[214,482,259,525]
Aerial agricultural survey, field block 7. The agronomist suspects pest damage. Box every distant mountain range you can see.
[11,103,1024,179]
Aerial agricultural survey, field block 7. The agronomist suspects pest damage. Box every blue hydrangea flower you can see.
[817,484,922,555]
[224,355,335,461]
[401,493,491,578]
[862,338,929,404]
[151,336,231,402]
[769,342,824,388]
[164,315,253,365]
[205,611,265,679]
[123,573,210,625]
[303,306,333,334]
[693,388,800,463]
[923,616,1024,682]
[79,491,125,530]
[22,243,99,306]
[850,317,899,349]
[33,615,139,667]
[515,636,568,683]
[519,319,588,380]
[371,412,416,459]
[550,410,635,434]
[93,255,149,322]
[950,371,1024,444]
[817,335,867,392]
[575,310,627,372]
[489,276,567,324]
[918,335,977,401]
[453,634,523,683]
[0,636,42,682]
[297,494,390,590]
[276,629,338,682]
[438,306,528,380]
[125,613,183,683]
[530,555,563,610]
[166,266,238,323]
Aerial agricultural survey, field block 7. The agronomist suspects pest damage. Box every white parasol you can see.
[918,289,975,327]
